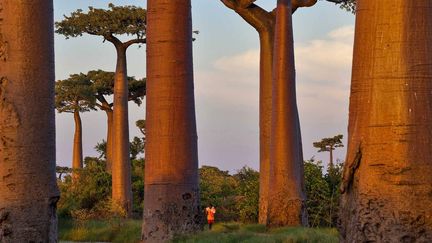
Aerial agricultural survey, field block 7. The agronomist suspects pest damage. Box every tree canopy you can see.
[55,3,146,41]
[55,74,96,113]
[313,134,344,153]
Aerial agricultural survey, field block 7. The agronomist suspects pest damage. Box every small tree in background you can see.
[313,134,344,167]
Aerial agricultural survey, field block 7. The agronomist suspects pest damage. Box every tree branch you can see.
[292,0,318,13]
[124,38,146,48]
[220,0,275,33]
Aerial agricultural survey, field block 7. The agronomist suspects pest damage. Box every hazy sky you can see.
[54,0,355,173]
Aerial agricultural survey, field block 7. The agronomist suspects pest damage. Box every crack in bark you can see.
[340,144,362,194]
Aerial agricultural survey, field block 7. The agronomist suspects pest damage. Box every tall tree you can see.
[0,0,59,241]
[313,134,343,167]
[267,0,306,227]
[142,0,201,241]
[339,0,432,241]
[56,4,146,216]
[55,74,95,180]
[86,70,145,172]
[220,0,354,224]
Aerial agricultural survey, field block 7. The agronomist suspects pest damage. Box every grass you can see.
[173,223,339,243]
[59,220,338,243]
[59,218,141,243]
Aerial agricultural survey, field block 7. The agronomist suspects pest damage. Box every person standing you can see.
[205,204,216,230]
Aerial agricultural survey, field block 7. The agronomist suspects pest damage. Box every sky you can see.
[54,0,355,173]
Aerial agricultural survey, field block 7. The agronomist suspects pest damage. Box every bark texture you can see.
[142,0,201,241]
[339,0,432,241]
[0,0,59,241]
[72,110,83,180]
[220,0,275,225]
[111,46,132,216]
[267,0,307,227]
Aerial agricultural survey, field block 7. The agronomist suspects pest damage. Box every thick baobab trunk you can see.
[267,0,307,227]
[112,46,132,217]
[339,0,432,241]
[0,0,59,241]
[72,110,83,179]
[258,29,274,224]
[142,0,201,242]
[105,109,113,172]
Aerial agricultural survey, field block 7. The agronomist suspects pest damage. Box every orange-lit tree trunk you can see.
[72,110,83,180]
[105,109,113,172]
[267,0,307,227]
[339,0,432,241]
[142,0,201,241]
[221,0,275,225]
[0,0,59,241]
[111,44,132,217]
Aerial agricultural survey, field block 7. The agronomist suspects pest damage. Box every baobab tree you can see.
[56,4,146,215]
[313,134,343,167]
[0,0,59,241]
[339,0,432,241]
[266,0,307,227]
[142,0,201,241]
[220,0,355,224]
[55,75,95,180]
[86,70,145,172]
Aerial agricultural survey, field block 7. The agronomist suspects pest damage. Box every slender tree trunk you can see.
[105,109,113,172]
[258,29,274,225]
[72,110,83,180]
[329,146,333,167]
[0,0,59,241]
[339,0,432,241]
[142,0,201,241]
[112,46,132,217]
[267,0,307,227]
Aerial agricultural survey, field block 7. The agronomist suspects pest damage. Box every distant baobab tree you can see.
[313,134,344,167]
[142,0,202,241]
[220,0,355,224]
[56,4,147,216]
[0,0,59,241]
[55,75,95,180]
[86,70,145,172]
[339,0,432,241]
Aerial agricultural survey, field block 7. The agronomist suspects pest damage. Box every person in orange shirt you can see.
[205,204,216,230]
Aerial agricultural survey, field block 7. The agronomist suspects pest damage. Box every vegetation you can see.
[56,4,147,215]
[174,223,338,243]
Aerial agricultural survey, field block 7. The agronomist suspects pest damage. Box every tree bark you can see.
[72,110,83,180]
[105,109,113,173]
[258,29,274,225]
[142,0,201,241]
[339,0,432,241]
[111,45,132,217]
[0,0,59,241]
[267,0,307,227]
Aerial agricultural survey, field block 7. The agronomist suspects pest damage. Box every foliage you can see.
[199,166,238,221]
[233,166,259,223]
[55,3,146,40]
[304,158,343,227]
[173,222,339,243]
[313,134,344,153]
[87,69,146,108]
[58,137,146,219]
[57,157,111,219]
[94,136,144,161]
[55,74,96,113]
